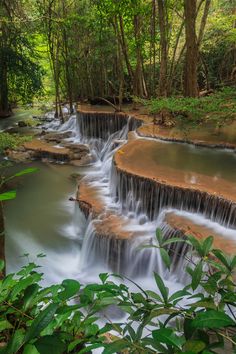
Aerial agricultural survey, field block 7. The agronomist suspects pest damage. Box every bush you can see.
[144,88,236,125]
[0,133,32,153]
[0,233,236,353]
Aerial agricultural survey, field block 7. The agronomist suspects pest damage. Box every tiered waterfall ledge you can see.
[77,181,143,240]
[114,138,236,230]
[163,212,236,255]
[77,104,236,150]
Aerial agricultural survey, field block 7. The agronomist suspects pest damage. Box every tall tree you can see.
[157,0,168,97]
[0,0,43,118]
[183,0,199,97]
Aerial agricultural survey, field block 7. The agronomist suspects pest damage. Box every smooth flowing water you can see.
[4,113,236,291]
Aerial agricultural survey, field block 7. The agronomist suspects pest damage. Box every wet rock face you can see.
[113,163,236,229]
[43,131,72,143]
[78,111,141,139]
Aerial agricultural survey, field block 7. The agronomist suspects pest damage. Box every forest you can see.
[0,0,236,116]
[0,1,236,354]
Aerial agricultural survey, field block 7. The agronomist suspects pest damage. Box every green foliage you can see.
[145,88,236,124]
[0,133,32,153]
[0,234,236,353]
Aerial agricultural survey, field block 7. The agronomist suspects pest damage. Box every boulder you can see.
[43,131,72,143]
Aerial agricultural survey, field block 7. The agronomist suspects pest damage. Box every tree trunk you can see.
[133,14,144,97]
[198,0,211,46]
[0,24,10,118]
[184,0,199,97]
[157,0,168,97]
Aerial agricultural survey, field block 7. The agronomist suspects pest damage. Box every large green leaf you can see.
[34,335,66,354]
[0,191,16,201]
[23,344,39,354]
[58,279,81,301]
[202,236,213,256]
[154,272,168,303]
[184,340,206,353]
[11,275,41,300]
[0,320,13,332]
[103,339,129,354]
[156,228,163,246]
[23,283,40,310]
[160,248,171,269]
[192,310,235,329]
[152,328,184,349]
[5,329,25,354]
[24,303,58,342]
[13,167,39,178]
[191,261,203,291]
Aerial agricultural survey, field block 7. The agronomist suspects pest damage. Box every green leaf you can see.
[152,328,184,349]
[146,290,162,302]
[154,272,168,303]
[58,279,80,301]
[230,255,236,269]
[160,248,171,269]
[212,250,230,270]
[184,340,206,353]
[23,344,39,354]
[0,191,16,201]
[84,324,99,337]
[34,335,66,354]
[187,235,203,256]
[0,260,4,271]
[202,236,213,256]
[24,303,58,342]
[5,329,25,354]
[191,261,203,291]
[11,275,41,300]
[23,284,40,310]
[162,237,185,246]
[103,339,129,354]
[0,320,13,332]
[169,289,190,303]
[13,167,39,177]
[156,228,163,246]
[99,273,109,283]
[192,310,235,329]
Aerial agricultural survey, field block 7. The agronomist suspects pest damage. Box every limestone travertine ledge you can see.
[164,212,236,255]
[114,139,236,229]
[77,105,236,150]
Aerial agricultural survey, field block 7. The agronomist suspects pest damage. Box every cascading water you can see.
[42,110,235,291]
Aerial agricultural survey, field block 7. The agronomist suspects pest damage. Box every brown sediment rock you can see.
[22,139,91,164]
[113,139,236,229]
[165,212,236,255]
[114,139,236,204]
[77,181,104,217]
[6,149,32,162]
[43,131,72,142]
[137,124,236,151]
[24,140,70,161]
[77,104,236,150]
[77,181,140,240]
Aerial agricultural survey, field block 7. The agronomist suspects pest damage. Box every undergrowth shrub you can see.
[0,231,236,354]
[0,133,32,153]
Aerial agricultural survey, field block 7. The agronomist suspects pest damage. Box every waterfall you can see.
[56,111,235,287]
[111,164,236,229]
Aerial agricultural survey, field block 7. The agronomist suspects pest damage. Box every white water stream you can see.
[5,113,236,294]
